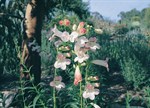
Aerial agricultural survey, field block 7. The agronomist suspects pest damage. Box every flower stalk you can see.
[80,82,83,108]
[53,68,57,108]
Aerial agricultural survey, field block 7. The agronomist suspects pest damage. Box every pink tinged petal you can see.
[89,37,97,42]
[56,82,65,90]
[54,61,60,68]
[57,53,65,60]
[83,91,88,99]
[54,61,64,69]
[54,40,62,47]
[62,66,66,70]
[61,82,65,88]
[77,36,88,46]
[74,50,89,63]
[61,31,70,42]
[74,57,78,62]
[50,81,55,87]
[74,44,80,53]
[54,76,62,81]
[78,58,84,63]
[70,32,79,42]
[86,83,94,90]
[56,87,61,91]
[65,59,71,65]
[89,93,95,100]
[86,42,101,51]
[52,25,62,37]
[91,60,109,71]
[94,89,100,95]
[61,64,67,70]
[91,43,101,50]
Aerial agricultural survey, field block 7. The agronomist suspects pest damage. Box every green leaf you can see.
[33,95,40,108]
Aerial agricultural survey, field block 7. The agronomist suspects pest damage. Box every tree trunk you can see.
[21,0,44,85]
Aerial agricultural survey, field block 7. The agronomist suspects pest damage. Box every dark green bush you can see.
[121,57,148,89]
[93,31,150,89]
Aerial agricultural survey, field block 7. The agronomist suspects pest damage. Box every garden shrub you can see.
[93,30,150,89]
[121,57,148,89]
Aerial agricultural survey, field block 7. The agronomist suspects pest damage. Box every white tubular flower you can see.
[51,25,70,42]
[52,25,62,37]
[74,51,89,63]
[85,37,100,51]
[54,53,71,70]
[54,40,62,48]
[61,31,70,42]
[83,84,99,100]
[70,31,79,42]
[91,58,109,71]
[76,36,88,47]
[50,76,65,90]
[74,44,89,63]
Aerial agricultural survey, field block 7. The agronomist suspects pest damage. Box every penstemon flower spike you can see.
[48,19,107,108]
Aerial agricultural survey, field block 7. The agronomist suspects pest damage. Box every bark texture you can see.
[21,0,44,85]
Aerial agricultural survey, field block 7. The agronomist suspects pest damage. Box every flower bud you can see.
[86,25,90,28]
[59,20,64,25]
[93,83,100,87]
[95,29,103,34]
[64,53,71,57]
[87,76,99,81]
[77,22,85,31]
[72,24,77,31]
[58,46,70,51]
[79,22,85,27]
[79,28,86,35]
[81,62,86,66]
[64,19,70,26]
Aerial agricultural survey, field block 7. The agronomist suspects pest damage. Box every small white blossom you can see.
[54,53,71,70]
[50,76,65,90]
[60,31,70,42]
[70,31,79,42]
[85,37,100,51]
[74,44,89,63]
[51,25,70,42]
[76,36,88,47]
[83,84,99,100]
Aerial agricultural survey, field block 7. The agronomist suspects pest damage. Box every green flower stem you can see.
[53,68,57,108]
[20,80,26,108]
[80,82,83,108]
[85,64,89,83]
[84,63,89,107]
[53,87,56,108]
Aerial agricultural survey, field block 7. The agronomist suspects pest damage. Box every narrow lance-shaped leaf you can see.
[90,103,101,108]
